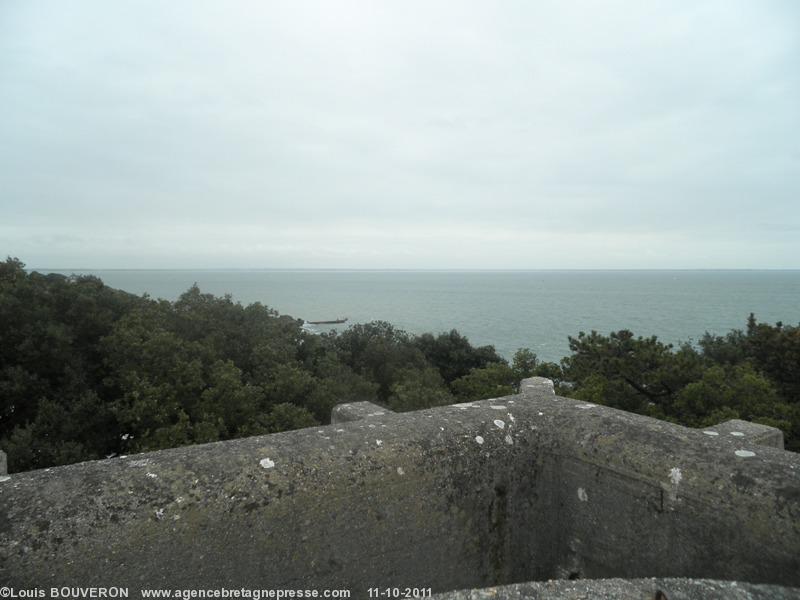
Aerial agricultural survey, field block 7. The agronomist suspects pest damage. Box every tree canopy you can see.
[560,321,800,450]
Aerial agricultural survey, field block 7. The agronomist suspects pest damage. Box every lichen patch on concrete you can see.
[669,467,682,486]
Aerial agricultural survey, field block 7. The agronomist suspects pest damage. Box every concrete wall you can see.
[1,378,798,596]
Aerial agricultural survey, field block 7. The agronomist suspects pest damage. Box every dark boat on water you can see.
[306,317,348,325]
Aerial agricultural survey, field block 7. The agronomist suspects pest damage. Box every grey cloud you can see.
[1,0,798,267]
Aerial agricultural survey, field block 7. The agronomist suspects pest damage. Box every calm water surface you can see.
[38,270,800,363]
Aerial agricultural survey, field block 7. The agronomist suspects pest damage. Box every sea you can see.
[37,269,800,363]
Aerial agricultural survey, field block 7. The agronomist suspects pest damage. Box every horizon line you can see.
[28,267,800,273]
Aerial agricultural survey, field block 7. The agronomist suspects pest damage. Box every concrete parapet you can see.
[331,400,393,424]
[707,419,785,449]
[1,377,798,596]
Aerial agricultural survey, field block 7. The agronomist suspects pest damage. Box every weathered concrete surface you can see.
[515,381,799,585]
[521,376,556,397]
[331,400,392,424]
[709,419,785,449]
[1,409,542,593]
[435,578,800,600]
[1,377,798,596]
[0,449,6,475]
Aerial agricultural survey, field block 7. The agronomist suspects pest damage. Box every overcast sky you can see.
[1,1,798,269]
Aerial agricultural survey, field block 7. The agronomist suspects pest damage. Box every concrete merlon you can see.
[705,419,785,449]
[331,401,393,423]
[519,376,556,398]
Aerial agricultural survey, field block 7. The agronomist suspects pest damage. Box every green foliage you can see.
[451,362,517,401]
[745,314,800,402]
[1,258,322,470]
[532,362,564,387]
[334,321,428,400]
[511,348,537,381]
[259,403,318,434]
[388,367,454,412]
[445,347,538,403]
[698,330,749,365]
[563,331,704,414]
[413,330,504,384]
[560,321,800,451]
[304,355,379,423]
[674,364,778,423]
[0,259,488,472]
